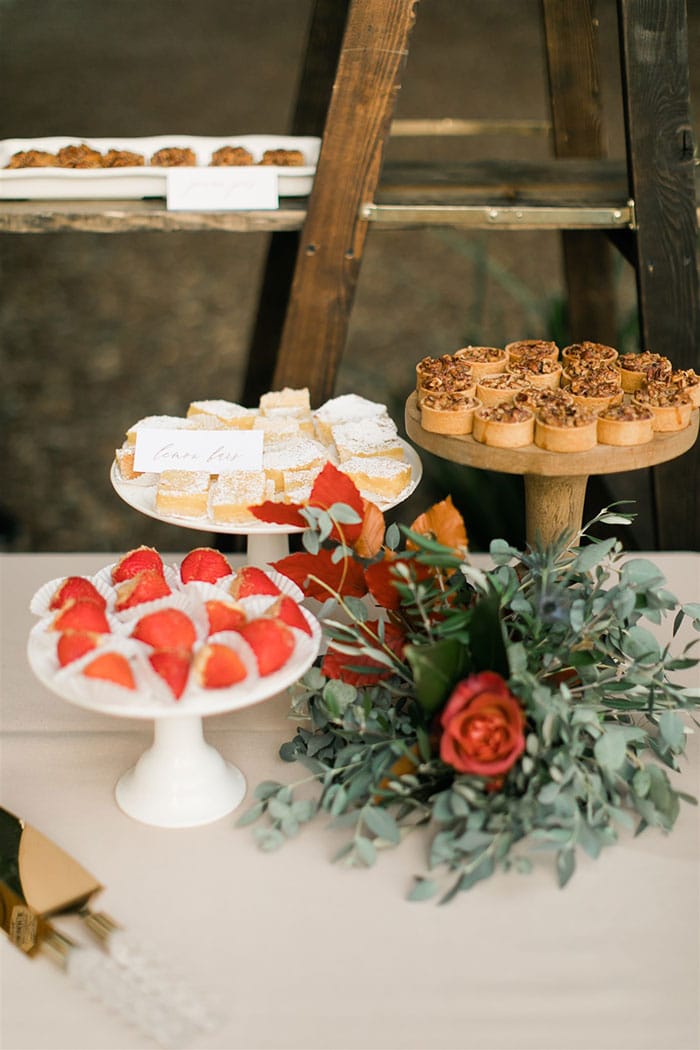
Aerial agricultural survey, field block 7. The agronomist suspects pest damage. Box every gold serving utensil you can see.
[0,806,220,1047]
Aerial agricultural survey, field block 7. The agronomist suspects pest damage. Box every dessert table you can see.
[1,551,699,1050]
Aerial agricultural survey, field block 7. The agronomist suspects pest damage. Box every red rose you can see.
[439,672,525,779]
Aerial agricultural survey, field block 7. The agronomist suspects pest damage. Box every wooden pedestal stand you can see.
[405,393,699,548]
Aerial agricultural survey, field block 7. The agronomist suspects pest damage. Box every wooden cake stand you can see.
[405,392,699,547]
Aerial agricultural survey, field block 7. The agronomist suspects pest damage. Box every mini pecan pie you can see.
[453,345,508,378]
[514,387,574,413]
[476,372,533,407]
[669,368,700,407]
[618,351,673,392]
[534,401,598,452]
[505,339,559,364]
[561,360,622,387]
[472,403,534,448]
[210,145,254,166]
[633,382,693,431]
[150,147,197,167]
[508,356,563,389]
[415,355,475,402]
[568,377,624,411]
[102,149,145,167]
[597,402,654,447]
[56,143,103,168]
[259,149,305,166]
[562,341,619,370]
[420,392,481,435]
[5,149,57,168]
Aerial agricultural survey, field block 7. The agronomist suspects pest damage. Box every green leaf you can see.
[254,780,283,801]
[573,537,617,573]
[621,558,666,587]
[407,877,439,902]
[594,730,627,770]
[235,802,265,827]
[489,538,519,565]
[404,638,469,713]
[354,836,377,867]
[556,848,576,887]
[658,710,686,753]
[363,806,401,845]
[469,590,509,677]
[328,502,362,524]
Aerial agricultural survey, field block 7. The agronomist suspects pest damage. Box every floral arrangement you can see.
[238,464,700,902]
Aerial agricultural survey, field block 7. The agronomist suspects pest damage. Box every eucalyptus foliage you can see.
[239,506,699,903]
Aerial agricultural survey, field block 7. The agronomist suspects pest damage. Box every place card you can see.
[166,167,279,210]
[134,429,264,473]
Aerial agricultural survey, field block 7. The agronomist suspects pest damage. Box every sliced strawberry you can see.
[194,643,247,689]
[114,570,171,612]
[56,631,100,666]
[131,608,197,650]
[180,547,231,584]
[205,599,247,636]
[49,576,106,612]
[149,649,191,699]
[52,599,111,634]
[112,546,164,584]
[229,565,281,600]
[236,618,295,675]
[266,595,312,636]
[82,652,135,689]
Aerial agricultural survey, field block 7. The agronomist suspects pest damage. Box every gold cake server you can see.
[0,806,220,1047]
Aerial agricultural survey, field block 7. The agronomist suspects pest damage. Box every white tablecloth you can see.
[1,552,699,1050]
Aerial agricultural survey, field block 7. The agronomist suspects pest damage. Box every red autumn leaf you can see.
[365,552,433,610]
[250,500,306,528]
[309,463,363,543]
[273,548,367,601]
[322,619,405,685]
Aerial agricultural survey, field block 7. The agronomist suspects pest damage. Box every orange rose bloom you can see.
[439,672,525,778]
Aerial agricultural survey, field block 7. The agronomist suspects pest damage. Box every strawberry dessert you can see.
[194,643,248,688]
[148,650,191,699]
[111,546,165,584]
[180,547,231,584]
[82,652,136,689]
[204,600,247,635]
[236,617,295,675]
[131,608,197,650]
[52,599,111,634]
[114,569,171,612]
[49,576,106,612]
[229,565,282,600]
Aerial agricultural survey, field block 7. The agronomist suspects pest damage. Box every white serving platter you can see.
[0,134,320,199]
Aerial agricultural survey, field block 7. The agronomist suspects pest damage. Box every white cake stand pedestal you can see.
[115,714,246,828]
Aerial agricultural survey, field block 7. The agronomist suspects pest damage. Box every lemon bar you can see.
[313,393,390,444]
[340,456,411,501]
[331,417,404,461]
[263,437,327,491]
[155,471,211,518]
[186,400,256,429]
[209,471,274,522]
[259,387,311,419]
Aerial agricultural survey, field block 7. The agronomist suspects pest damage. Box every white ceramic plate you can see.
[0,134,320,199]
[109,440,423,535]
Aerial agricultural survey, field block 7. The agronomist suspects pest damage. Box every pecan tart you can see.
[513,387,575,413]
[5,149,57,168]
[476,372,533,407]
[507,356,562,390]
[415,355,475,403]
[211,145,254,166]
[56,143,103,168]
[596,402,655,447]
[505,339,559,364]
[150,147,197,167]
[568,377,624,412]
[618,351,673,392]
[669,368,700,408]
[420,392,481,435]
[102,149,146,167]
[561,360,622,388]
[259,149,305,166]
[561,341,619,370]
[632,382,693,432]
[472,403,535,448]
[453,345,508,378]
[534,401,598,453]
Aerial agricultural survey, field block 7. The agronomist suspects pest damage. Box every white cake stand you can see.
[110,442,423,566]
[27,612,321,829]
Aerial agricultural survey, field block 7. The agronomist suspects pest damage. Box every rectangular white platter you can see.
[0,134,320,200]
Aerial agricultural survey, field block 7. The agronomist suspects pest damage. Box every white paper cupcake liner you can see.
[29,572,115,618]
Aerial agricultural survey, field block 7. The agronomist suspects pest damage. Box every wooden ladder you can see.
[242,0,699,550]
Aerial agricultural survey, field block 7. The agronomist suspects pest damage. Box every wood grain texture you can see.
[617,0,699,549]
[541,0,617,346]
[272,0,419,402]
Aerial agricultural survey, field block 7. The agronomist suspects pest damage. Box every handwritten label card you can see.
[166,167,279,211]
[134,429,264,473]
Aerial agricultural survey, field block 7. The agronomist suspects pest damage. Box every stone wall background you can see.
[1,0,697,552]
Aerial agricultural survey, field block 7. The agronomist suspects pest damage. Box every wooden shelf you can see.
[0,197,308,234]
